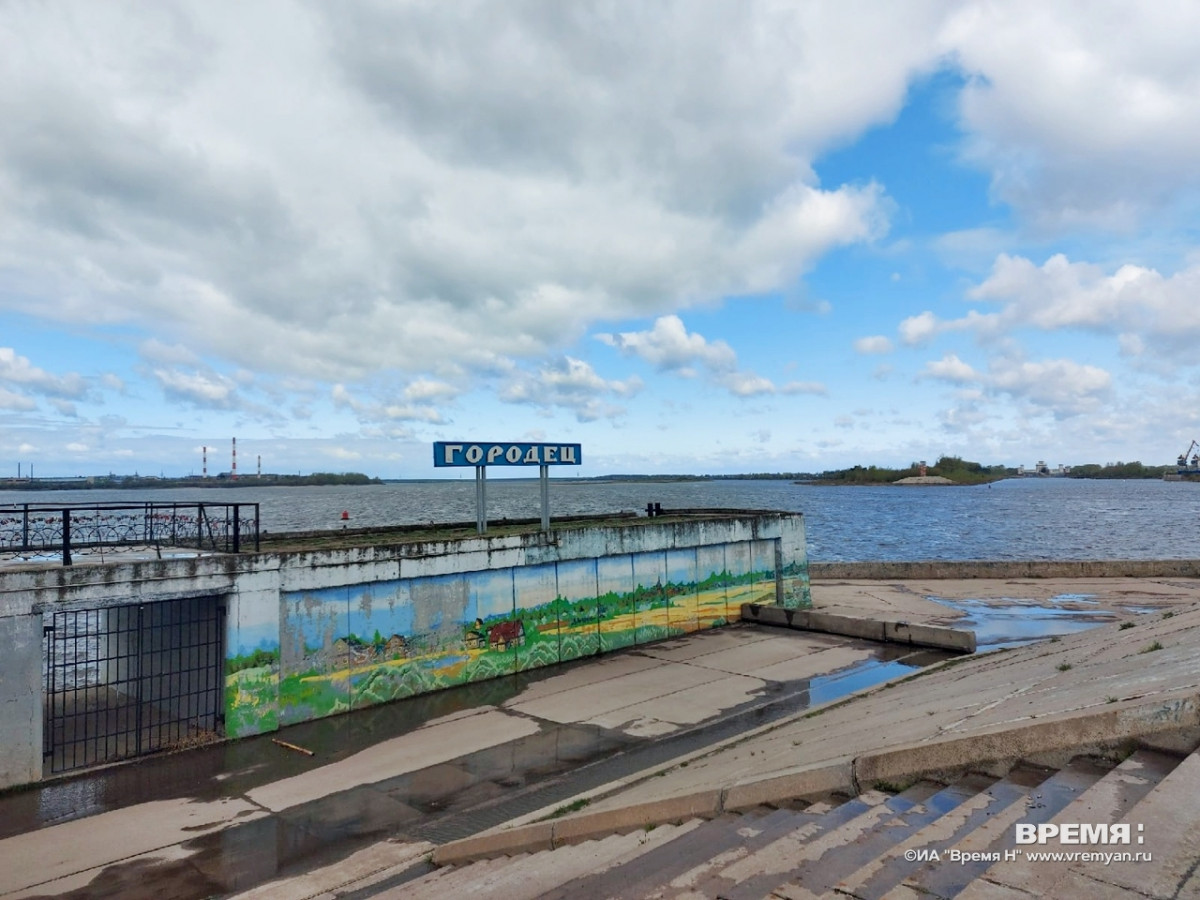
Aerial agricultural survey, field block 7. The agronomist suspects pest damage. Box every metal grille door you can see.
[43,597,225,774]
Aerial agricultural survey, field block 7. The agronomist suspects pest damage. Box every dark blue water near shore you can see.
[4,477,1200,562]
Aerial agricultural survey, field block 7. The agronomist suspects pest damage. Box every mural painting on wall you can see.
[225,599,283,737]
[223,541,781,737]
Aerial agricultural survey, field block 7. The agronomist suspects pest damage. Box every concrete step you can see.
[901,756,1117,899]
[400,750,1190,899]
[959,749,1191,900]
[791,771,1019,900]
[701,788,931,899]
[388,821,703,900]
[758,775,997,898]
[534,802,835,899]
[382,850,530,899]
[666,793,893,898]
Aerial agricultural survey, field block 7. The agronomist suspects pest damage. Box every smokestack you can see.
[202,446,208,478]
[232,437,238,481]
[257,454,261,477]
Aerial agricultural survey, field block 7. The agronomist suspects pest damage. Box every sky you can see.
[4,1,1200,479]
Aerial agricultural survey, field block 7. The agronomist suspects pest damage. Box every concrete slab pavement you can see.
[0,797,267,897]
[245,707,540,812]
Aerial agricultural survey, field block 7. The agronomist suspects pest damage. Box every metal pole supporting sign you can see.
[433,442,582,535]
[539,464,549,532]
[476,465,487,534]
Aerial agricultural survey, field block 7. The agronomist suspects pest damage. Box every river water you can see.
[4,476,1200,561]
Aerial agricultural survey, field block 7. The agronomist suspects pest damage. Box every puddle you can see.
[809,658,923,705]
[927,593,1117,649]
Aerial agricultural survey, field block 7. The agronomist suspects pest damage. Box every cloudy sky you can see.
[3,1,1200,479]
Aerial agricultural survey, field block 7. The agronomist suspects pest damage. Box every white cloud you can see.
[152,368,238,408]
[139,339,201,367]
[0,2,935,387]
[501,357,641,422]
[597,315,737,375]
[0,347,87,398]
[924,350,1111,420]
[780,381,828,396]
[854,335,893,354]
[896,253,1200,368]
[0,387,36,411]
[332,382,447,426]
[944,2,1200,230]
[380,404,444,424]
[989,357,1112,417]
[923,353,978,384]
[718,371,776,398]
[898,311,942,347]
[599,315,802,398]
[404,378,460,403]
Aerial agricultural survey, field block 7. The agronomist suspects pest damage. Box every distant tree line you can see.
[0,471,382,491]
[1066,462,1171,479]
[801,456,1009,485]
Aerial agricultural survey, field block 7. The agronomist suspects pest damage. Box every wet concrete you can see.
[927,592,1135,649]
[2,661,572,838]
[0,630,951,899]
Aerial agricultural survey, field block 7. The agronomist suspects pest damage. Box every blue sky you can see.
[4,2,1200,478]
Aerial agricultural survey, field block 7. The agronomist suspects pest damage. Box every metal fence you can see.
[43,597,226,773]
[0,502,259,564]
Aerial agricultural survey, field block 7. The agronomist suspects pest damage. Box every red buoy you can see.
[341,510,349,521]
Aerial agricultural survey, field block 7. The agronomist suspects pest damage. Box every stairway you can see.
[383,748,1199,899]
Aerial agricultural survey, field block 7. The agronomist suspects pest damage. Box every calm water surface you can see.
[5,476,1200,562]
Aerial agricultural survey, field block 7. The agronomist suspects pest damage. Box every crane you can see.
[1178,440,1200,470]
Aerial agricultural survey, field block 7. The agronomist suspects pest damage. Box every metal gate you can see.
[43,596,225,774]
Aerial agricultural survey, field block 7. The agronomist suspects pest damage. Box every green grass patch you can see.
[549,798,591,818]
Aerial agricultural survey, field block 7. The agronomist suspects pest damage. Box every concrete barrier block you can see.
[724,760,854,810]
[883,620,976,653]
[855,693,1200,788]
[742,603,974,652]
[550,790,723,846]
[432,821,555,866]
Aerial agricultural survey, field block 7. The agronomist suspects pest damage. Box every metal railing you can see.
[43,597,226,772]
[0,502,259,564]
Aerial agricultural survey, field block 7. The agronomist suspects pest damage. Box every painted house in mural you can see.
[488,620,525,651]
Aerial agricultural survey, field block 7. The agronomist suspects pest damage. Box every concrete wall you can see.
[0,512,808,790]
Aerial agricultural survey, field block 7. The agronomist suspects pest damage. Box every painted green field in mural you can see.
[226,666,279,736]
[265,570,773,725]
[223,532,805,739]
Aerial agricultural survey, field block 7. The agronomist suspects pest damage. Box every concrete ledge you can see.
[723,759,854,810]
[432,791,723,866]
[854,692,1200,791]
[741,602,976,653]
[809,559,1200,580]
[551,790,724,846]
[431,820,554,865]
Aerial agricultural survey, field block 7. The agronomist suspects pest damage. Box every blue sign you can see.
[434,442,582,467]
